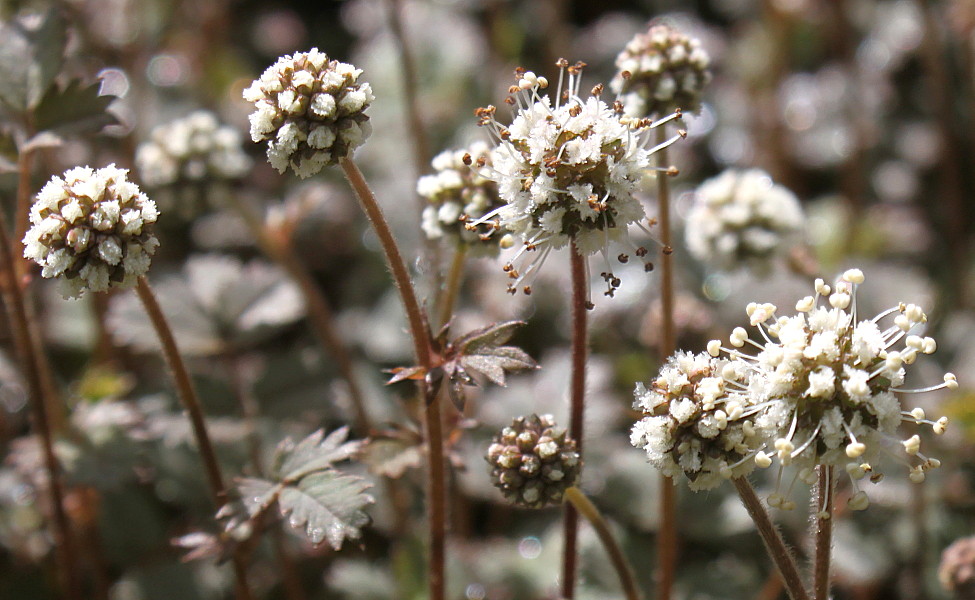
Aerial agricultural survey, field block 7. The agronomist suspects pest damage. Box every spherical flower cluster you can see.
[243,48,374,178]
[631,351,786,491]
[685,169,805,274]
[610,23,712,118]
[474,61,685,297]
[702,269,954,510]
[633,269,955,510]
[23,165,159,298]
[135,111,251,188]
[486,413,581,509]
[417,142,504,255]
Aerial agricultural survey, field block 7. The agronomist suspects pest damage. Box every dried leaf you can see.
[384,365,427,385]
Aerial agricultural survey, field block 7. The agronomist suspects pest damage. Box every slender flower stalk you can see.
[134,277,253,600]
[0,202,80,600]
[561,241,589,599]
[733,477,812,600]
[812,465,834,600]
[655,123,678,600]
[227,194,372,436]
[339,157,445,600]
[563,487,640,600]
[384,0,431,184]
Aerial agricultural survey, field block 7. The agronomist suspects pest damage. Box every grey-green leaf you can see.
[0,9,66,112]
[277,471,374,550]
[236,477,279,518]
[277,427,363,482]
[457,320,526,353]
[32,79,118,137]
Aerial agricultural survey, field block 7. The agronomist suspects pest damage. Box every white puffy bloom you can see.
[23,165,160,298]
[685,169,805,274]
[473,61,685,298]
[135,111,251,188]
[243,48,373,178]
[631,351,778,491]
[416,142,504,256]
[610,23,712,118]
[707,269,954,511]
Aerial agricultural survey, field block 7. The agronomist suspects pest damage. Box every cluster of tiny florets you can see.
[685,169,805,273]
[611,23,712,118]
[135,111,251,188]
[243,48,374,178]
[473,61,685,298]
[631,351,784,491]
[702,269,954,511]
[23,165,159,298]
[632,269,955,510]
[486,414,581,509]
[417,142,505,255]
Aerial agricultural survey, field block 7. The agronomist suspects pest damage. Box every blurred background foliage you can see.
[0,0,974,598]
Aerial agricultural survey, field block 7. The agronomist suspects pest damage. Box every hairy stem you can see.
[733,477,811,600]
[564,487,640,600]
[134,277,253,600]
[812,466,834,600]
[655,124,678,600]
[438,246,467,328]
[561,241,588,600]
[339,157,445,600]
[228,195,371,436]
[0,199,79,599]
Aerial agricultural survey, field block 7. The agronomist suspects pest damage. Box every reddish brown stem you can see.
[0,197,79,599]
[656,124,678,600]
[561,241,588,600]
[812,466,834,600]
[339,157,444,600]
[134,277,253,600]
[734,477,811,600]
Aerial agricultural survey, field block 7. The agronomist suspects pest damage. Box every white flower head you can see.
[416,141,505,256]
[473,60,685,299]
[631,351,777,491]
[23,165,160,298]
[685,169,805,274]
[611,23,712,118]
[243,48,373,178]
[707,269,954,511]
[135,110,251,189]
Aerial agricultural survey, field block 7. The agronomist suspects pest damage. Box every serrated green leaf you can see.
[459,346,537,387]
[456,320,526,353]
[0,9,66,112]
[276,427,363,482]
[236,477,278,517]
[32,78,118,137]
[277,471,373,550]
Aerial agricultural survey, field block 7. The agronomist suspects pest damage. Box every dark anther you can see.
[618,254,629,263]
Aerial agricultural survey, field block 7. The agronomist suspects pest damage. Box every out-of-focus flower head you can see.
[486,413,580,508]
[23,165,159,298]
[940,536,975,600]
[135,111,251,188]
[611,23,712,118]
[473,60,685,299]
[417,141,504,256]
[685,168,805,274]
[243,48,374,178]
[707,269,954,511]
